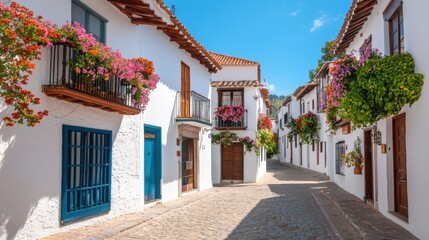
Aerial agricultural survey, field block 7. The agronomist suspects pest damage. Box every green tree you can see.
[308,40,344,81]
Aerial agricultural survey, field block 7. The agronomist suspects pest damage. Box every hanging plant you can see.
[239,136,257,152]
[257,113,272,130]
[214,104,245,122]
[55,22,160,110]
[211,130,238,146]
[0,2,56,127]
[285,117,299,141]
[256,128,276,156]
[0,2,161,127]
[341,53,424,128]
[298,112,320,144]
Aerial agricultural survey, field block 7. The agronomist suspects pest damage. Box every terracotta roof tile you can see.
[295,82,317,99]
[292,85,305,97]
[282,96,292,106]
[208,52,259,66]
[210,80,264,88]
[107,0,221,72]
[332,0,377,54]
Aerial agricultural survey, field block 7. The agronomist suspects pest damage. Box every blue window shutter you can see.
[61,125,112,224]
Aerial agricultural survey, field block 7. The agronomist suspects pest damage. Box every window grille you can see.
[61,125,112,224]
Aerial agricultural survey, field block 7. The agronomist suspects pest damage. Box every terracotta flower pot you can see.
[354,164,362,175]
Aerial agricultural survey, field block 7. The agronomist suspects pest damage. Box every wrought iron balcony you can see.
[215,109,248,129]
[42,43,141,115]
[176,91,211,127]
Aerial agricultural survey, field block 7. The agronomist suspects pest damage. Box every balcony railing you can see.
[42,43,140,115]
[215,109,248,129]
[176,91,211,125]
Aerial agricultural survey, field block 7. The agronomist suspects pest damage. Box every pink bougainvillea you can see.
[0,1,160,127]
[214,104,245,122]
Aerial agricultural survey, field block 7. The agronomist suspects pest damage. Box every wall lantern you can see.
[374,130,382,145]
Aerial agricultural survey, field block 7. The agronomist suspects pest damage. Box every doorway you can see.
[144,125,162,203]
[393,113,408,217]
[182,137,196,192]
[221,143,244,180]
[364,129,374,203]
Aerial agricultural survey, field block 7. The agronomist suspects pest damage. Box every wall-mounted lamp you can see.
[375,130,382,145]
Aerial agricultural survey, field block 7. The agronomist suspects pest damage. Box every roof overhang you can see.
[295,82,317,99]
[314,61,333,79]
[332,0,377,54]
[282,95,292,106]
[107,0,221,72]
[210,80,263,88]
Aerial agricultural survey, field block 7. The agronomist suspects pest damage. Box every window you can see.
[335,141,346,175]
[218,89,243,106]
[284,113,288,124]
[385,1,404,55]
[317,69,329,112]
[359,35,372,56]
[72,0,107,43]
[320,141,323,153]
[312,142,315,151]
[61,125,112,224]
[280,119,282,129]
[312,99,315,110]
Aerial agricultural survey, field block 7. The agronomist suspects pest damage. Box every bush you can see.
[341,53,424,128]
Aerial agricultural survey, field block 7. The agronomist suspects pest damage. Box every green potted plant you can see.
[341,137,363,174]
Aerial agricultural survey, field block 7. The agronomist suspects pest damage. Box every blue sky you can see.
[163,0,352,96]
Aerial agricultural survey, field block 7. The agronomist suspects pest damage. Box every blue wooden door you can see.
[144,125,161,203]
[144,138,156,202]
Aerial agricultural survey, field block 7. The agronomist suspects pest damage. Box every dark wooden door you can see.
[364,130,374,202]
[181,62,190,118]
[290,140,293,163]
[182,138,195,192]
[221,143,244,180]
[393,114,408,217]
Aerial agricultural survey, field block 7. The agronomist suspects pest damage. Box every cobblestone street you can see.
[45,159,416,240]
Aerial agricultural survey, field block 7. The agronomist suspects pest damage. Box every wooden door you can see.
[300,143,303,166]
[182,138,195,192]
[290,140,293,163]
[393,114,408,217]
[181,62,190,118]
[221,143,244,180]
[364,130,374,202]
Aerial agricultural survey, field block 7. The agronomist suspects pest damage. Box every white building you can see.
[209,53,268,183]
[0,0,219,239]
[279,0,429,238]
[328,0,429,238]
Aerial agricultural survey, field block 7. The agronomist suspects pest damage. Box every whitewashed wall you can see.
[335,0,429,238]
[0,0,214,239]
[0,1,144,239]
[140,24,213,200]
[277,105,287,163]
[211,65,258,82]
[211,86,266,183]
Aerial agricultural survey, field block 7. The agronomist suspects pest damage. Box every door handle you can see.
[399,176,406,182]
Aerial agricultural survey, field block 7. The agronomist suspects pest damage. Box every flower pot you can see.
[353,164,362,175]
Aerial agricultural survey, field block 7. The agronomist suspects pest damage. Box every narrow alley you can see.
[45,160,415,240]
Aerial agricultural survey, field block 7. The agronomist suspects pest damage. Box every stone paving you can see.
[45,159,416,240]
